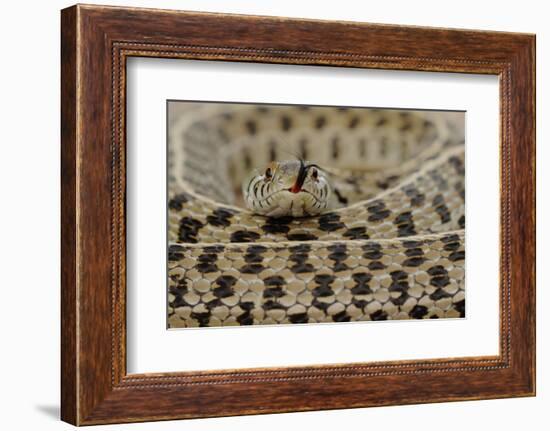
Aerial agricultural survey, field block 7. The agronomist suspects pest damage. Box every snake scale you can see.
[167,103,465,328]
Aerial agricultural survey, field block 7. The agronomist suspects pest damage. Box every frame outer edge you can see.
[527,35,536,395]
[531,34,537,395]
[500,35,536,396]
[61,5,79,426]
[518,34,536,394]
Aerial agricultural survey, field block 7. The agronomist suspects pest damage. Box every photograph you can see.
[167,102,466,328]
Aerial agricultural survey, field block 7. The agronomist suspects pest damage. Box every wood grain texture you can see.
[60,4,536,425]
[60,5,78,425]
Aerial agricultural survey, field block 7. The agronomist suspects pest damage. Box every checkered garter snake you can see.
[167,103,465,327]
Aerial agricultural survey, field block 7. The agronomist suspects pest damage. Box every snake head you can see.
[242,160,333,218]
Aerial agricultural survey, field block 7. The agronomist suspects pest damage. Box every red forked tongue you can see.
[290,182,302,193]
[290,161,307,193]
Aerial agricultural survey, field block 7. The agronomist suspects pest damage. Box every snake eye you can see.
[264,167,272,180]
[311,168,318,180]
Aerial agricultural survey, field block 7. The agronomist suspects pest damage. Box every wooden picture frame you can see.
[61,4,535,425]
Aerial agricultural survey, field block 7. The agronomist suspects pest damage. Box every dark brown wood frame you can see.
[61,4,536,426]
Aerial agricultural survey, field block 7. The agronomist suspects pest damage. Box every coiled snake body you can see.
[168,103,465,328]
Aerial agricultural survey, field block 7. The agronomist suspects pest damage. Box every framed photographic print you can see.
[61,4,535,425]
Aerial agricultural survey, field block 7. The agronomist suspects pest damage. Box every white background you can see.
[127,60,499,373]
[0,0,546,430]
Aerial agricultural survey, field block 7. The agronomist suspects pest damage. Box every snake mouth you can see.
[260,187,322,205]
[249,187,326,218]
